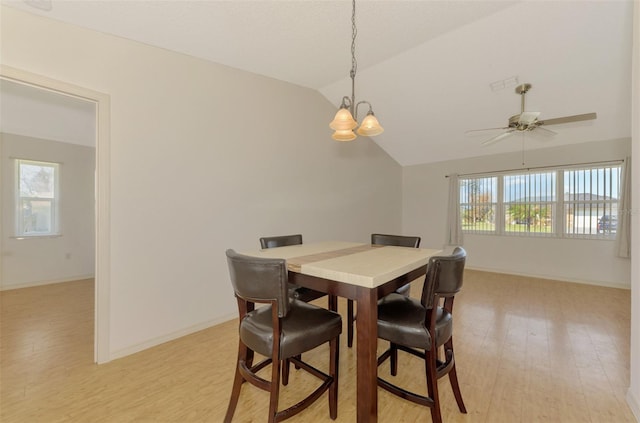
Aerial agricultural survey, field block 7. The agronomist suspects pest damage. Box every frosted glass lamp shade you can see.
[330,107,358,130]
[332,129,357,141]
[356,113,384,137]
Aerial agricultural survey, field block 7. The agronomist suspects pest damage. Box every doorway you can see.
[0,65,111,363]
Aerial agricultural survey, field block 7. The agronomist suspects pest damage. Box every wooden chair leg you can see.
[445,338,466,413]
[246,348,254,368]
[390,342,398,376]
[268,355,282,423]
[223,367,243,423]
[282,358,290,386]
[224,343,249,423]
[347,300,354,348]
[448,362,466,413]
[328,295,338,311]
[293,354,301,370]
[329,336,340,419]
[425,348,442,423]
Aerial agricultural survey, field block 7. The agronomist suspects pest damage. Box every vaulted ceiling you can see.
[1,0,634,166]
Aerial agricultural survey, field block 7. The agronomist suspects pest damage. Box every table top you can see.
[242,241,441,289]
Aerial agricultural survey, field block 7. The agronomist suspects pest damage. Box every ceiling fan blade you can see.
[465,126,509,135]
[538,112,597,126]
[533,126,557,137]
[481,130,516,146]
[518,111,540,125]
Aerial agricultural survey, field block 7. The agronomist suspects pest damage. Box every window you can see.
[504,172,555,236]
[459,177,497,233]
[15,159,60,237]
[459,162,621,239]
[563,165,620,236]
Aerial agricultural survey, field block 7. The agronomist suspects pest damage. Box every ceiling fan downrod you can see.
[515,83,531,113]
[508,83,534,130]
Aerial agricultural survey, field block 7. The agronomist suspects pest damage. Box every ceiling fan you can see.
[467,83,597,146]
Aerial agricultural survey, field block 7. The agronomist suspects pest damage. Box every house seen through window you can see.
[16,159,60,237]
[459,163,621,239]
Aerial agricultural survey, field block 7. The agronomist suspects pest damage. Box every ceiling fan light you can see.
[329,107,358,130]
[518,111,540,125]
[356,112,384,136]
[332,129,357,142]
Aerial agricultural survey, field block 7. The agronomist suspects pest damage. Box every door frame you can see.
[1,65,111,363]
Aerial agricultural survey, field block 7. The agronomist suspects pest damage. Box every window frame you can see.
[14,159,61,238]
[459,161,622,240]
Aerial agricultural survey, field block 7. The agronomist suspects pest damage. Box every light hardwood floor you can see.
[1,272,635,422]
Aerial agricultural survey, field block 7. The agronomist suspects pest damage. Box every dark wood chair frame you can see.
[224,253,340,423]
[376,248,467,423]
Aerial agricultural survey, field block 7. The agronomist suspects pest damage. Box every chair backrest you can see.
[420,247,466,308]
[226,249,290,317]
[260,234,303,249]
[371,233,421,248]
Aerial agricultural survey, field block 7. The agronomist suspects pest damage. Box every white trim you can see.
[630,2,640,421]
[0,274,95,291]
[10,234,63,240]
[0,65,112,364]
[109,314,237,361]
[466,265,631,290]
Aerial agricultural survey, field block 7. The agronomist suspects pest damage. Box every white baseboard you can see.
[628,388,640,422]
[0,274,95,291]
[109,312,237,362]
[466,266,630,290]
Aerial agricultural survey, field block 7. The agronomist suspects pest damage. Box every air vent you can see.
[24,0,52,11]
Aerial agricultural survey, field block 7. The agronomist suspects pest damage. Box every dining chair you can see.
[376,246,467,423]
[224,249,342,423]
[259,234,334,308]
[346,233,421,348]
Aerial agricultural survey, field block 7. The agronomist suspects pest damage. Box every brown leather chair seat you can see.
[240,299,342,359]
[377,294,452,349]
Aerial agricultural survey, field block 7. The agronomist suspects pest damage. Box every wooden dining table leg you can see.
[356,286,379,423]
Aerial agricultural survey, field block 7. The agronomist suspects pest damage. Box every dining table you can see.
[243,241,441,422]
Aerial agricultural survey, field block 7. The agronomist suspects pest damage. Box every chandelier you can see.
[329,0,384,142]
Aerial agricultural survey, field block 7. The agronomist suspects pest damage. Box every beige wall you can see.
[402,138,632,288]
[1,133,95,289]
[0,6,402,358]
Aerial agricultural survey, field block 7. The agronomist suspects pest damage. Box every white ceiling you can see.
[0,0,634,165]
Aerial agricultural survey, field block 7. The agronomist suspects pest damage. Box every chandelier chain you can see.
[329,0,383,140]
[350,0,357,80]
